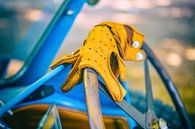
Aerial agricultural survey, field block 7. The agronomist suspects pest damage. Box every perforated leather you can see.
[50,22,145,102]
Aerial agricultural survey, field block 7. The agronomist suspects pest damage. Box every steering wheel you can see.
[84,43,192,129]
[142,43,192,129]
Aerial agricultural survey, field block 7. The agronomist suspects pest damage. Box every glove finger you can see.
[61,56,82,92]
[61,69,81,91]
[101,69,127,102]
[50,53,79,69]
[98,57,127,102]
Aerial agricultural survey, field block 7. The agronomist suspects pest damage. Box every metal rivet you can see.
[67,10,74,16]
[132,41,139,48]
[136,52,144,60]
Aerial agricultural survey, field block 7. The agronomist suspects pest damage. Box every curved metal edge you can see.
[0,0,86,87]
[37,104,62,129]
[142,43,192,129]
[0,65,64,117]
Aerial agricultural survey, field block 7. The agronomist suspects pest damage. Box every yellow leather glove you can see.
[50,22,146,102]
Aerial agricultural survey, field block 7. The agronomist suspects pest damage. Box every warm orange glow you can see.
[166,53,182,66]
[25,9,43,21]
[186,48,195,61]
[6,59,24,78]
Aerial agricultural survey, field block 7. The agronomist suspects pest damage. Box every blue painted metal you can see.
[1,0,189,128]
[120,79,131,103]
[18,0,86,85]
[0,65,64,117]
[0,56,10,79]
[0,64,137,128]
[2,1,186,129]
[0,0,86,86]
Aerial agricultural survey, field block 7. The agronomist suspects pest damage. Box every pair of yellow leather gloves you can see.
[50,22,146,102]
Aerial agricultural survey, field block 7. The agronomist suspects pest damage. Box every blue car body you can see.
[0,0,136,128]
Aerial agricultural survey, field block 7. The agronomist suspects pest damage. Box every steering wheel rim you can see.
[142,43,192,129]
[91,43,192,129]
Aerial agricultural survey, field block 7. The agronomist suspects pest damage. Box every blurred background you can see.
[0,0,194,127]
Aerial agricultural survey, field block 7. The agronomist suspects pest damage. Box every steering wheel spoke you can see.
[144,60,160,128]
[98,82,147,129]
[144,60,155,113]
[84,68,106,129]
[83,44,192,129]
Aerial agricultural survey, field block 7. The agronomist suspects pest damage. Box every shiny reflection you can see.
[6,59,23,78]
